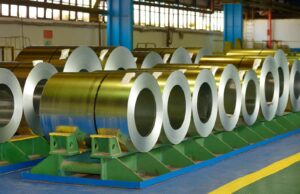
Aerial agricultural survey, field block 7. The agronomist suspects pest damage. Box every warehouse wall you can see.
[244,19,300,49]
[133,30,223,52]
[0,17,223,58]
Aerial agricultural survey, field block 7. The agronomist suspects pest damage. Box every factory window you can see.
[133,1,224,32]
[0,0,223,32]
[0,0,96,22]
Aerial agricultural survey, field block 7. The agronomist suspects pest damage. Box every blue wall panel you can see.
[107,0,133,50]
[224,3,243,47]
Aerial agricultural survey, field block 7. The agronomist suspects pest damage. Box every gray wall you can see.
[0,17,223,58]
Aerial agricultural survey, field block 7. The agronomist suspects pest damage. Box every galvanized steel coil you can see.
[215,64,242,131]
[289,59,300,112]
[258,56,280,121]
[63,46,102,72]
[23,63,58,135]
[0,68,23,142]
[240,70,260,125]
[101,46,136,70]
[160,70,192,144]
[169,47,193,64]
[95,72,163,152]
[40,72,107,138]
[132,51,164,69]
[190,69,218,137]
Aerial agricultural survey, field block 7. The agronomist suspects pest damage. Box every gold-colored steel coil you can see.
[94,71,163,152]
[15,46,75,71]
[199,55,268,70]
[15,46,60,62]
[40,71,163,152]
[40,72,108,139]
[226,49,280,56]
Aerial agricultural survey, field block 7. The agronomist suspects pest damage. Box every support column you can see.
[107,0,133,50]
[223,3,243,48]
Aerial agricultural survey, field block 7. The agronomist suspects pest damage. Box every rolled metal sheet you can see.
[0,62,34,88]
[226,49,279,56]
[47,46,77,69]
[240,70,260,125]
[15,46,59,62]
[190,69,218,137]
[103,46,136,70]
[259,56,280,121]
[160,70,192,144]
[216,64,242,131]
[225,49,289,116]
[16,46,75,70]
[134,47,177,63]
[132,51,164,69]
[95,72,163,152]
[23,63,58,135]
[40,72,107,138]
[273,50,289,116]
[126,69,192,144]
[289,59,300,112]
[63,46,102,72]
[199,56,243,67]
[169,47,193,64]
[199,55,267,69]
[0,68,23,142]
[194,48,212,64]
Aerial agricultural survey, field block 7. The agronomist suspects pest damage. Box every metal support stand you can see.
[0,135,49,173]
[24,112,300,188]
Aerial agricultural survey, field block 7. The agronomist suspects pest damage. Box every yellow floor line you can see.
[209,152,300,194]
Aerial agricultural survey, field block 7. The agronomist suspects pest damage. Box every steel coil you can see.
[132,51,164,69]
[259,56,280,121]
[226,49,289,116]
[190,69,218,137]
[63,46,102,72]
[40,72,107,138]
[193,48,212,64]
[226,49,280,56]
[169,47,193,64]
[160,70,192,144]
[101,46,136,70]
[240,70,260,125]
[23,63,58,135]
[289,59,300,112]
[134,47,178,63]
[95,72,163,152]
[0,68,23,142]
[215,64,242,131]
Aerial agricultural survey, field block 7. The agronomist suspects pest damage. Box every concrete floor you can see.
[1,133,300,194]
